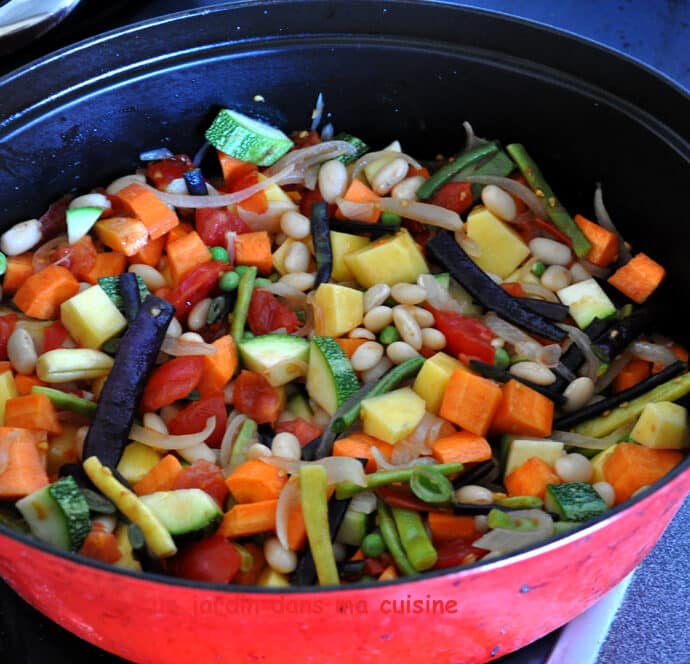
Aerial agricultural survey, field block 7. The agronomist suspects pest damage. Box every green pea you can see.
[210,246,229,262]
[219,271,240,292]
[0,252,7,277]
[380,211,402,226]
[531,261,546,277]
[493,347,511,369]
[361,531,386,558]
[378,325,400,345]
[254,277,272,288]
[234,265,250,277]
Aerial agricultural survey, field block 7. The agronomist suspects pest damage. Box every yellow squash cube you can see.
[630,401,689,449]
[330,231,370,282]
[413,352,465,414]
[0,370,18,425]
[361,387,426,444]
[344,228,429,287]
[312,283,364,337]
[116,442,162,484]
[60,285,128,349]
[465,205,530,279]
[590,444,619,483]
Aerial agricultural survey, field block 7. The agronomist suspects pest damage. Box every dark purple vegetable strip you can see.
[515,297,569,322]
[119,272,141,323]
[328,218,400,237]
[82,295,174,468]
[451,459,496,490]
[310,201,333,287]
[591,308,651,364]
[426,232,567,341]
[554,360,687,430]
[183,167,208,195]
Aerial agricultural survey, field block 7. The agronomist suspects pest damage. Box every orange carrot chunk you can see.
[603,442,683,505]
[0,427,50,499]
[197,335,238,396]
[166,230,212,284]
[14,374,46,396]
[232,541,267,585]
[504,457,561,499]
[613,357,651,393]
[428,512,477,543]
[129,234,166,267]
[4,393,63,435]
[332,432,394,473]
[133,454,184,496]
[94,217,150,257]
[3,254,34,293]
[217,499,278,538]
[225,459,287,503]
[491,379,554,438]
[335,337,368,359]
[652,343,688,374]
[336,179,381,223]
[115,182,180,240]
[431,430,492,465]
[234,231,273,275]
[81,252,128,284]
[574,214,619,267]
[439,369,502,436]
[13,265,80,320]
[607,253,666,304]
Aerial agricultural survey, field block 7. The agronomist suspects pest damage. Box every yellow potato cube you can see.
[413,352,465,414]
[630,401,689,449]
[344,228,429,287]
[590,444,619,483]
[60,285,128,349]
[313,283,364,337]
[361,387,426,444]
[330,231,370,282]
[0,370,18,425]
[466,205,530,279]
[116,442,162,484]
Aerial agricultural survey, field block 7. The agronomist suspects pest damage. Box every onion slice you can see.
[473,509,554,553]
[452,174,548,219]
[594,182,631,263]
[630,341,678,367]
[484,312,562,367]
[551,424,632,450]
[379,197,462,231]
[129,416,216,450]
[350,150,422,182]
[559,323,601,381]
[349,491,378,514]
[237,200,297,232]
[160,336,217,356]
[520,283,561,303]
[418,273,466,314]
[179,442,218,465]
[261,455,367,486]
[265,140,357,176]
[276,478,301,550]
[219,412,248,470]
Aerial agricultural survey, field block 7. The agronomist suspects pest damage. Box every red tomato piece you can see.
[432,537,487,569]
[195,207,251,247]
[299,188,325,218]
[274,418,324,447]
[426,305,496,364]
[141,356,205,412]
[247,289,300,335]
[232,370,283,424]
[290,130,321,149]
[376,486,437,513]
[172,458,229,507]
[0,313,18,361]
[517,217,574,248]
[164,260,230,319]
[229,171,268,214]
[38,194,73,241]
[429,181,474,214]
[402,219,435,248]
[146,154,193,190]
[169,534,241,584]
[42,320,70,352]
[78,525,122,564]
[168,392,228,448]
[54,235,98,281]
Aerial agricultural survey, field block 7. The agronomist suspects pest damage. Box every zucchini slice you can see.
[306,336,360,415]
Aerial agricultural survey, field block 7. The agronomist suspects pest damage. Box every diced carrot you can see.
[0,361,12,374]
[115,182,180,240]
[336,179,381,223]
[79,525,122,564]
[13,265,80,320]
[165,221,194,247]
[335,338,368,359]
[14,374,45,396]
[133,454,183,496]
[332,432,394,473]
[217,151,256,186]
[225,459,287,503]
[431,430,492,465]
[428,512,477,543]
[613,357,651,393]
[652,343,688,374]
[407,166,430,179]
[439,369,502,436]
[573,214,618,267]
[197,335,238,396]
[166,230,212,284]
[604,442,683,505]
[81,252,128,284]
[231,171,268,214]
[94,217,150,257]
[349,548,365,561]
[234,231,273,275]
[129,234,166,267]
[0,426,50,498]
[501,282,526,298]
[232,541,267,585]
[504,457,561,499]
[217,499,278,537]
[378,565,399,581]
[491,379,554,438]
[607,253,666,304]
[2,254,34,293]
[287,501,307,551]
[4,393,62,435]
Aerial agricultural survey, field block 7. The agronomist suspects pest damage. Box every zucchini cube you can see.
[60,285,128,349]
[544,482,608,521]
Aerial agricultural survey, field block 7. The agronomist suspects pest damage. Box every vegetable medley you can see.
[0,104,688,587]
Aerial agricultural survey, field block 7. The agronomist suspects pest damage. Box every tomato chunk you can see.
[164,260,230,319]
[141,356,205,412]
[78,525,122,564]
[232,370,283,424]
[146,154,193,190]
[0,313,18,361]
[43,320,70,352]
[172,458,229,507]
[426,305,496,364]
[432,537,487,569]
[247,289,300,335]
[429,181,474,214]
[169,534,241,584]
[195,208,251,247]
[274,418,324,446]
[168,392,228,448]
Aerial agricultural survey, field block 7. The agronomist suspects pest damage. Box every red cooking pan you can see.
[0,1,689,662]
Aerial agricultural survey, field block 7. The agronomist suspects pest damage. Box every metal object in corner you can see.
[0,0,81,53]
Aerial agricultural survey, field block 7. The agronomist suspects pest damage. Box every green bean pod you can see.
[376,500,417,577]
[230,265,257,343]
[390,507,437,572]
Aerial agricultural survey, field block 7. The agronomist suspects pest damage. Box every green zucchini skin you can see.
[82,295,174,469]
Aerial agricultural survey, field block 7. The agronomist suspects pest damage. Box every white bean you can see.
[279,210,311,239]
[593,481,616,507]
[280,272,315,291]
[271,432,301,460]
[391,175,426,200]
[128,263,167,291]
[392,305,422,350]
[411,307,435,328]
[481,184,517,221]
[142,412,168,434]
[529,238,572,266]
[187,298,212,331]
[421,328,446,351]
[165,317,183,338]
[69,193,111,210]
[264,537,298,573]
[0,219,42,256]
[509,361,556,385]
[247,443,272,460]
[569,262,591,283]
[179,332,205,343]
[350,341,385,372]
[363,283,391,312]
[363,306,394,333]
[348,327,377,340]
[284,241,311,273]
[7,327,37,375]
[371,157,409,195]
[318,159,349,203]
[562,376,595,412]
[555,453,593,483]
[455,485,494,504]
[386,341,420,364]
[361,356,394,383]
[540,265,572,291]
[391,283,426,305]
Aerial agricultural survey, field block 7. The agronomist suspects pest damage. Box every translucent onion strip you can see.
[275,479,301,550]
[265,140,356,176]
[559,323,601,381]
[630,341,678,367]
[237,201,298,233]
[261,455,367,486]
[473,510,554,553]
[129,416,216,450]
[219,411,248,470]
[418,273,466,314]
[452,174,548,219]
[160,336,217,356]
[379,198,462,231]
[484,312,562,367]
[350,150,422,182]
[594,182,631,263]
[551,423,633,450]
